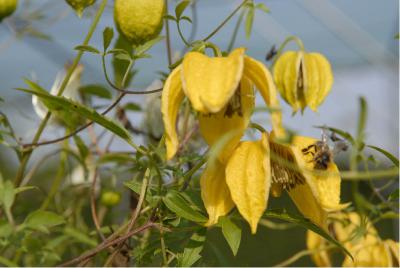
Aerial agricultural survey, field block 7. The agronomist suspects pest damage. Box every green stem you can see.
[227,9,245,52]
[164,0,172,66]
[40,137,69,210]
[177,22,191,47]
[205,42,222,57]
[14,0,108,187]
[272,35,305,66]
[202,0,249,42]
[250,122,266,133]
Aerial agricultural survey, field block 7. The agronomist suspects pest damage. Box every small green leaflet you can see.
[219,216,241,256]
[79,84,112,99]
[16,88,134,148]
[74,45,100,54]
[175,0,191,19]
[177,229,206,267]
[23,210,65,233]
[264,209,353,260]
[163,190,208,223]
[103,27,114,51]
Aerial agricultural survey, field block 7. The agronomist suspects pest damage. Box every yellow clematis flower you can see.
[161,47,285,163]
[307,211,400,267]
[161,47,345,233]
[273,51,333,113]
[201,131,347,233]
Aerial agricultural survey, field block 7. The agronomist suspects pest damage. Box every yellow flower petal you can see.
[384,239,400,266]
[288,183,328,228]
[200,159,234,226]
[306,230,332,267]
[243,56,285,139]
[342,241,392,267]
[198,77,254,163]
[225,133,271,234]
[308,53,333,111]
[181,48,245,113]
[289,135,346,211]
[161,66,185,160]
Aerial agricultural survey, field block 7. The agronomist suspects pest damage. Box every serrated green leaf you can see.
[177,229,206,267]
[255,3,270,13]
[123,102,142,111]
[74,45,100,54]
[175,0,191,19]
[24,210,65,233]
[367,145,399,167]
[79,84,112,99]
[245,8,254,39]
[103,27,114,51]
[219,216,241,256]
[163,190,207,223]
[264,209,353,260]
[16,88,133,147]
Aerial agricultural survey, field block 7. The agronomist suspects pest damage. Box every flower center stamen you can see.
[224,86,243,118]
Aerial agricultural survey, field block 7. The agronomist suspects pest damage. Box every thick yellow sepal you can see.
[243,56,285,139]
[181,48,245,113]
[161,66,184,160]
[225,133,271,234]
[198,77,254,163]
[200,160,235,226]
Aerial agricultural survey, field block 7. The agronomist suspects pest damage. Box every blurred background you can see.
[0,0,398,266]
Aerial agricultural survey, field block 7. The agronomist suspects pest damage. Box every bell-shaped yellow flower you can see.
[161,47,285,162]
[307,211,400,267]
[201,132,346,234]
[273,51,333,113]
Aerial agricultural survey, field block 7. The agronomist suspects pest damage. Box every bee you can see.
[302,128,348,170]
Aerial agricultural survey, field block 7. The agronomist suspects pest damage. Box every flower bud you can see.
[0,0,17,22]
[273,51,333,113]
[65,0,96,17]
[114,0,165,46]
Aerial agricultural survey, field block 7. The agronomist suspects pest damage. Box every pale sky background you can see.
[0,0,398,166]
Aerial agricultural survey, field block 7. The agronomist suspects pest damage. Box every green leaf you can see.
[124,181,153,203]
[135,36,165,56]
[164,14,177,22]
[64,227,97,247]
[16,88,133,147]
[79,84,112,99]
[175,0,191,19]
[163,190,207,223]
[112,35,134,88]
[73,135,89,159]
[123,102,142,111]
[264,209,353,260]
[14,185,37,195]
[0,180,14,211]
[255,3,270,13]
[367,145,399,167]
[115,53,132,62]
[24,210,65,233]
[98,153,135,164]
[245,8,255,39]
[74,45,100,54]
[219,216,241,256]
[0,256,18,267]
[388,189,399,201]
[103,27,114,51]
[177,229,206,267]
[180,16,192,24]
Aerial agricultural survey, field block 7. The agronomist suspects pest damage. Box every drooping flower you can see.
[307,211,400,267]
[161,48,345,233]
[161,47,284,163]
[273,51,333,113]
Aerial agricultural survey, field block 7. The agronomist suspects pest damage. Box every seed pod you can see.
[0,0,17,22]
[114,0,165,46]
[273,51,333,113]
[65,0,96,17]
